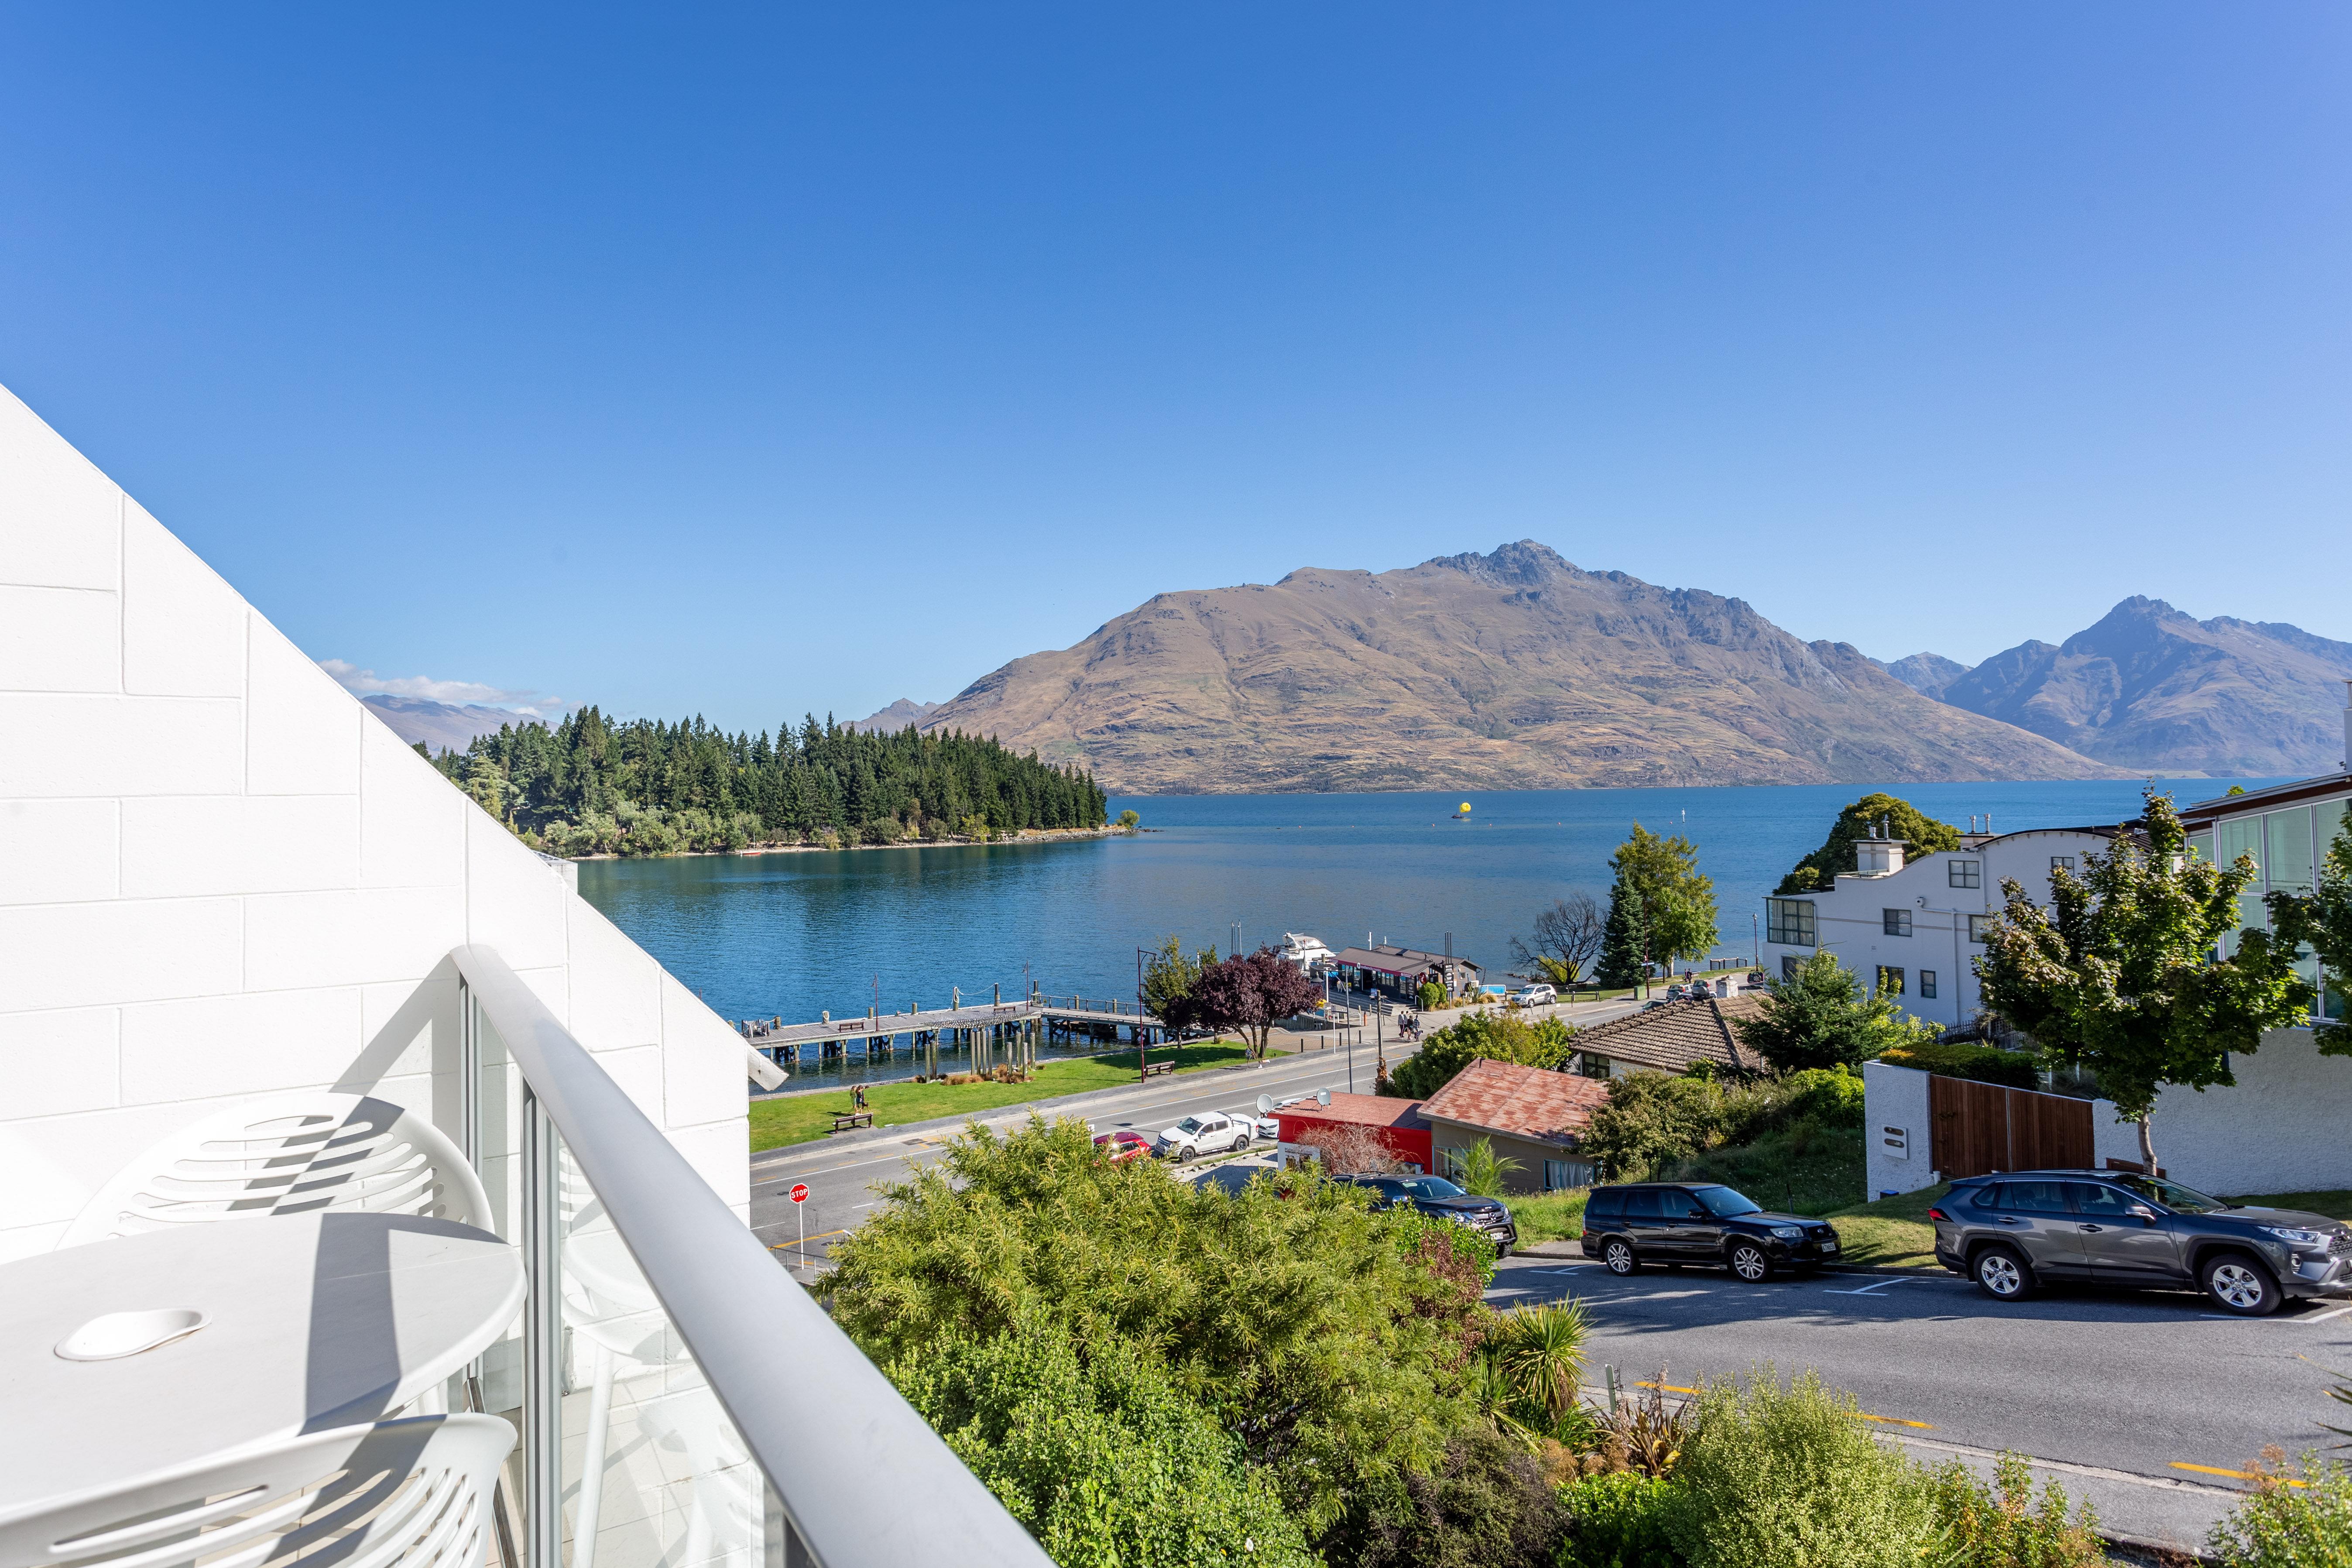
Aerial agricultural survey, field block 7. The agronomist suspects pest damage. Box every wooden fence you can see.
[1927,1075,2093,1180]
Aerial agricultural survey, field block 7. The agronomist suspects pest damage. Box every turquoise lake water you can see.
[574,776,2282,1084]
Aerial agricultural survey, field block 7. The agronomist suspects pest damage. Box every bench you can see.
[830,1111,875,1132]
[1139,1060,1175,1079]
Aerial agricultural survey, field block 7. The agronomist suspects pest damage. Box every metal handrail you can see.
[452,945,1050,1568]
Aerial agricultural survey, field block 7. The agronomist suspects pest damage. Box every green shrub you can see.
[2208,1448,2352,1566]
[1558,1472,1684,1568]
[1343,1422,1570,1568]
[1582,1068,1864,1190]
[1510,1189,1589,1244]
[1881,1041,2047,1091]
[1390,1011,1577,1099]
[1924,1451,2105,1568]
[1662,1368,1936,1568]
[891,1317,1317,1568]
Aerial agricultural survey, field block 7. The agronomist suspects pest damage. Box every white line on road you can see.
[1824,1278,1925,1296]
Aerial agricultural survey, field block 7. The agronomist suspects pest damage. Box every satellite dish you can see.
[1256,1094,1275,1115]
[1317,1088,1331,1107]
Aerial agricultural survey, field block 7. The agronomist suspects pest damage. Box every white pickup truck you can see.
[1154,1111,1251,1162]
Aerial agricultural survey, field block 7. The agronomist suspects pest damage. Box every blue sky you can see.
[3,6,2346,729]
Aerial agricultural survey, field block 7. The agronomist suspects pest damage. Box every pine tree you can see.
[1597,873,1649,992]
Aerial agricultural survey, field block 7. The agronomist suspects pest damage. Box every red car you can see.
[1093,1129,1153,1163]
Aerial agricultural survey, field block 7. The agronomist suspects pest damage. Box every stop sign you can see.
[789,1183,809,1205]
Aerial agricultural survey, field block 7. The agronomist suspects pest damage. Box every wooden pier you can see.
[739,990,1167,1077]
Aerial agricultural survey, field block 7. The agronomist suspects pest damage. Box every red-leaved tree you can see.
[1171,947,1321,1061]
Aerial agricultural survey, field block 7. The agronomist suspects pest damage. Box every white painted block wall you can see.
[0,382,750,1260]
[1862,1046,2352,1205]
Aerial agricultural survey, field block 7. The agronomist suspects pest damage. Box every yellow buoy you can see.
[1460,802,1471,813]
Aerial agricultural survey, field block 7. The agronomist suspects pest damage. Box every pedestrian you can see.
[852,1082,868,1112]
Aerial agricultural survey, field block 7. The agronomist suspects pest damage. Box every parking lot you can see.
[1493,1252,2352,1549]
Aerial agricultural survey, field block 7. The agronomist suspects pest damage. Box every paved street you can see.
[1495,1253,2352,1549]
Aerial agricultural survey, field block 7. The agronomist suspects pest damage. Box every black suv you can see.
[1930,1170,2352,1317]
[1342,1174,1518,1257]
[1580,1182,1841,1281]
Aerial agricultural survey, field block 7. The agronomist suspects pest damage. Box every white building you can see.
[0,382,1038,1567]
[1759,823,2122,1031]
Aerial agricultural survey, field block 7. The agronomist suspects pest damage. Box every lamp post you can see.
[1135,946,1149,1082]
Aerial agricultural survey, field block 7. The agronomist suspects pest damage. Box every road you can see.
[1495,1252,2352,1550]
[747,993,1645,1262]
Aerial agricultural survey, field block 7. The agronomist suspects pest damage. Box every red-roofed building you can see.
[1419,1060,1612,1193]
[1273,1092,1434,1175]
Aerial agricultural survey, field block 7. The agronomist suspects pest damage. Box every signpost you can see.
[790,1182,809,1265]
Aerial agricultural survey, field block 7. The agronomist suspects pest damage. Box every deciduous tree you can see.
[1387,1011,1576,1100]
[1977,787,2314,1175]
[2269,814,2352,1056]
[1174,947,1321,1061]
[1611,826,1718,965]
[1511,893,1606,990]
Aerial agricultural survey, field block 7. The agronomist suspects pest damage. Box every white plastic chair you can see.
[0,1414,514,1568]
[61,1094,491,1248]
[559,1152,692,1568]
[636,1390,763,1568]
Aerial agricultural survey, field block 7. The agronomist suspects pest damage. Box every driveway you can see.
[1493,1253,2352,1551]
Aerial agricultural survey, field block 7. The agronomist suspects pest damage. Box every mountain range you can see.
[913,542,2118,794]
[1880,597,2352,775]
[360,694,552,753]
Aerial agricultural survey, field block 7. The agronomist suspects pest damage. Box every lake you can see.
[576,776,2280,1086]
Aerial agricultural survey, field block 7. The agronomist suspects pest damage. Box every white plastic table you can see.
[0,1211,526,1518]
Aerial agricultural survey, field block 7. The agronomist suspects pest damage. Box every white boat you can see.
[1278,932,1336,973]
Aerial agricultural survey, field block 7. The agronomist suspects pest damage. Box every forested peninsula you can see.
[425,708,1109,857]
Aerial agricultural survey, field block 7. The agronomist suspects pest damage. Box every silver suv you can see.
[1930,1170,2352,1317]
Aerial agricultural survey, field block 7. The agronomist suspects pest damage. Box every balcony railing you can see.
[451,944,1049,1568]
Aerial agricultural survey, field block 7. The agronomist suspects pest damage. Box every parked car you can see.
[1232,1110,1279,1142]
[1512,984,1557,1007]
[1928,1170,2352,1316]
[1341,1174,1518,1257]
[1092,1129,1154,1163]
[1581,1182,1841,1281]
[1154,1112,1250,1162]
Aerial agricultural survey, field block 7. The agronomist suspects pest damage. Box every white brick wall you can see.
[0,380,751,1261]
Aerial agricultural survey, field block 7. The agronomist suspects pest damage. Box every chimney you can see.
[1855,835,1908,877]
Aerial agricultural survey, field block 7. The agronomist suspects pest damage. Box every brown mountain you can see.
[1937,597,2352,775]
[849,698,943,734]
[920,542,2118,794]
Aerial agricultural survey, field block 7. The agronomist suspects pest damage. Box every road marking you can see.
[2299,1304,2352,1323]
[766,1228,848,1256]
[2172,1462,2307,1487]
[1824,1278,1925,1296]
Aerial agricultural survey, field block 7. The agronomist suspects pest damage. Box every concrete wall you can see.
[1428,1121,1591,1193]
[1862,1043,2351,1204]
[0,382,750,1261]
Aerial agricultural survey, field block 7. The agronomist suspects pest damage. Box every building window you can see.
[1921,970,1938,1000]
[1766,898,1817,946]
[1968,914,1992,943]
[1883,908,1913,937]
[1439,1146,1466,1182]
[1543,1160,1576,1192]
[1877,965,1906,996]
[1780,955,1802,981]
[1577,1053,1611,1080]
[1949,859,1981,889]
[2050,855,2075,874]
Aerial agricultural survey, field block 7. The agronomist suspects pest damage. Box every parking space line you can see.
[1824,1278,1923,1297]
[2299,1304,2352,1324]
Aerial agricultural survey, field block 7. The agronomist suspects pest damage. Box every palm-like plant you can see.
[1455,1136,1523,1197]
[1479,1300,1590,1443]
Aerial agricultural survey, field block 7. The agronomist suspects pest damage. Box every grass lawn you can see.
[1819,1184,1947,1270]
[748,1040,1256,1153]
[1510,1189,1590,1245]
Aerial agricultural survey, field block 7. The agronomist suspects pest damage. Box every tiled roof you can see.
[1570,993,1769,1075]
[1418,1059,1612,1150]
[1275,1092,1431,1132]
